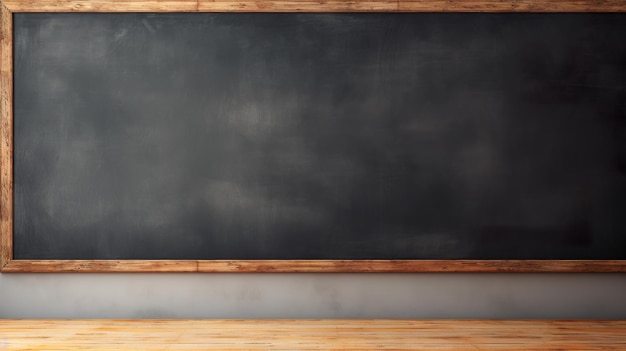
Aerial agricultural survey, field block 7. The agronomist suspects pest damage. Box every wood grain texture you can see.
[397,0,626,12]
[197,259,626,273]
[1,0,199,12]
[0,320,625,350]
[1,260,200,272]
[2,259,626,272]
[2,0,626,12]
[0,3,11,269]
[198,0,399,12]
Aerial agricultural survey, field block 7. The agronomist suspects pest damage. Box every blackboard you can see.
[2,3,626,272]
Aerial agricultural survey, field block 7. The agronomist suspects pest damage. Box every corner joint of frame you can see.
[0,2,10,13]
[0,259,11,271]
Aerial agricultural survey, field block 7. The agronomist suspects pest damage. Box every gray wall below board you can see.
[1,274,625,319]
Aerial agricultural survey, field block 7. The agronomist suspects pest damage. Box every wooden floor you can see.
[0,320,624,350]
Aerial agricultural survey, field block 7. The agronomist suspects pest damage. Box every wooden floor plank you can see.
[0,320,625,350]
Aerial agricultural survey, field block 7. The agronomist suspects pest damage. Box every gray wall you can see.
[1,273,625,319]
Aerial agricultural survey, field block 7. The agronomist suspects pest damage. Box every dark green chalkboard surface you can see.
[10,13,626,264]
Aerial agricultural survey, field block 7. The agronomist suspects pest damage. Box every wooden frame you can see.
[1,0,625,273]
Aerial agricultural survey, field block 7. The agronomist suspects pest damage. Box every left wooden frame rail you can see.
[2,0,626,273]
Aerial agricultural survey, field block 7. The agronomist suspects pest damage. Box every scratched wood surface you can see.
[3,259,626,272]
[1,0,625,12]
[0,2,12,269]
[0,320,625,350]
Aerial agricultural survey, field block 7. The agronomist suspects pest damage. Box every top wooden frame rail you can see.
[1,0,626,272]
[1,0,626,13]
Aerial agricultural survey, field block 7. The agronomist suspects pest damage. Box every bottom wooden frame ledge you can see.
[2,259,626,272]
[0,320,624,350]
